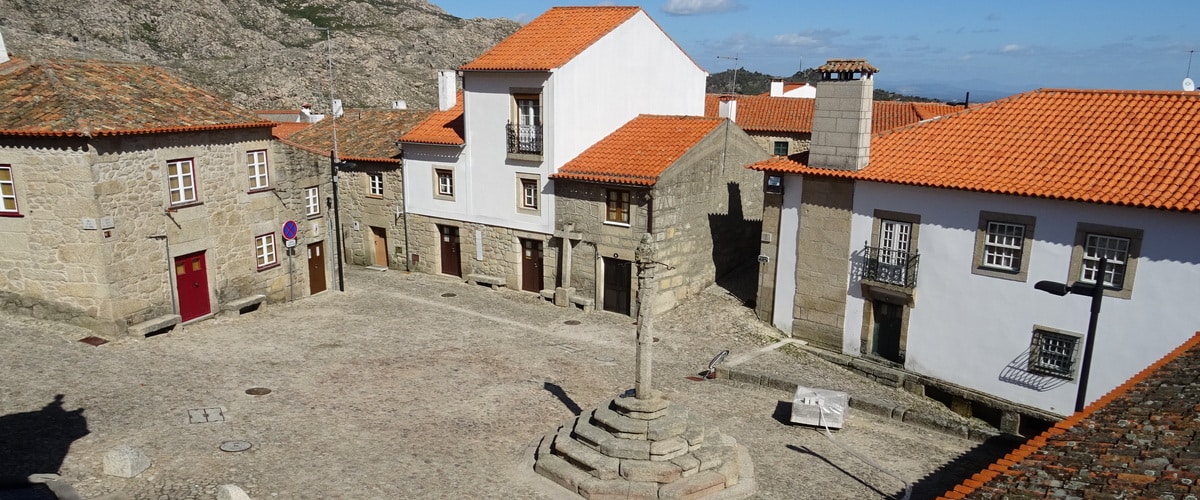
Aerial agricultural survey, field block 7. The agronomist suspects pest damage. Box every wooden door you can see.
[174,251,210,322]
[871,300,903,363]
[438,225,461,277]
[602,257,631,315]
[308,242,326,295]
[371,226,388,267]
[520,238,543,292]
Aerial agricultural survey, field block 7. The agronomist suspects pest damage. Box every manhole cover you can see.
[564,320,581,326]
[79,336,108,346]
[595,356,615,363]
[245,387,271,396]
[219,440,252,452]
[441,292,457,298]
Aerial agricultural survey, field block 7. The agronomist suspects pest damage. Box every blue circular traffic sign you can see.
[282,220,298,240]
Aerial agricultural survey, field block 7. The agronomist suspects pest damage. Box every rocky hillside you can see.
[0,0,518,112]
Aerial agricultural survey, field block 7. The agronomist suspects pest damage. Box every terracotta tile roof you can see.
[703,94,962,135]
[551,115,724,186]
[0,57,272,137]
[816,59,879,75]
[940,332,1200,500]
[460,6,641,71]
[280,108,433,163]
[751,89,1200,213]
[397,93,464,146]
[271,122,311,140]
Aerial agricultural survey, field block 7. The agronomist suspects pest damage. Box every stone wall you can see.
[555,180,649,311]
[0,130,331,335]
[336,163,406,269]
[403,213,555,291]
[791,176,855,349]
[755,191,783,321]
[747,132,810,157]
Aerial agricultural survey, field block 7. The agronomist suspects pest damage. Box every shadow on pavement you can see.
[543,381,583,416]
[897,435,1021,499]
[0,394,89,494]
[786,444,896,498]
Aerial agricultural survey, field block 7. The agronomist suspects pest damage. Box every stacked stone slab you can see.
[534,391,753,499]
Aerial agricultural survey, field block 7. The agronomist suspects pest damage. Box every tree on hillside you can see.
[707,67,941,102]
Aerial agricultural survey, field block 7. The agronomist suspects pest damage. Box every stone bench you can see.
[570,295,595,312]
[128,314,180,337]
[465,274,506,289]
[223,294,266,315]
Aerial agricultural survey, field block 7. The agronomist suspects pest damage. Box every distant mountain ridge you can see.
[707,68,948,102]
[0,0,519,112]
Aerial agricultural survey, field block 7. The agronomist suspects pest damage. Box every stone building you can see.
[551,115,768,315]
[0,55,330,336]
[274,108,433,270]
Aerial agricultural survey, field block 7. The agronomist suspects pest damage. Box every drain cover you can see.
[564,320,581,326]
[79,336,108,346]
[441,292,457,298]
[219,440,252,452]
[595,356,615,363]
[245,387,271,396]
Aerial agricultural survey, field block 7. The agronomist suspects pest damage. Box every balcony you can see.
[506,123,543,157]
[862,245,919,289]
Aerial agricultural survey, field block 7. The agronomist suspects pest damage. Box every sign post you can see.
[283,220,298,301]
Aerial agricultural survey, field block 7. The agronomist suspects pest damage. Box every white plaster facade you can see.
[770,180,1200,415]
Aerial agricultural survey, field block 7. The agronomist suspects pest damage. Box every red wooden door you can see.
[308,242,326,295]
[520,238,543,292]
[174,252,211,321]
[439,225,461,277]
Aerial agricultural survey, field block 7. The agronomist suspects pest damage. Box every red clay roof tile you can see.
[460,7,641,71]
[282,108,433,162]
[752,89,1200,213]
[397,93,464,146]
[0,57,272,137]
[551,115,724,186]
[704,94,961,135]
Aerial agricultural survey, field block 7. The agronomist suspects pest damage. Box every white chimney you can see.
[331,99,344,118]
[438,70,457,112]
[718,97,737,123]
[392,100,407,110]
[770,80,784,97]
[0,29,9,64]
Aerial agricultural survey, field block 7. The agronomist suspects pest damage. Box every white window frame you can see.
[0,165,18,214]
[167,159,198,206]
[247,150,269,191]
[368,173,384,198]
[519,177,539,210]
[304,186,320,217]
[255,233,278,270]
[1028,326,1081,379]
[434,169,454,200]
[1068,223,1142,299]
[983,221,1025,271]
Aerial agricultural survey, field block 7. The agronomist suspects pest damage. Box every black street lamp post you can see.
[329,150,354,292]
[1034,257,1107,413]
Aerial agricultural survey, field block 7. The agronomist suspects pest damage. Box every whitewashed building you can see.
[754,59,1200,432]
[398,6,706,295]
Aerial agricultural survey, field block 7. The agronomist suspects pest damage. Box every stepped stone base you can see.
[533,391,755,499]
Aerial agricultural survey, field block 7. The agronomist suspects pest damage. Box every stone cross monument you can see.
[634,233,657,399]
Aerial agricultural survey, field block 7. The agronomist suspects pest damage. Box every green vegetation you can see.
[707,67,941,102]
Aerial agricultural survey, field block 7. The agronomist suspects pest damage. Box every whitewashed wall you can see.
[845,181,1200,414]
[771,175,804,333]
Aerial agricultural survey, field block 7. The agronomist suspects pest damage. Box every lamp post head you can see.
[1034,280,1070,296]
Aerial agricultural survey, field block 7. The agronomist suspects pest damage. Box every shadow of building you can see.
[0,394,89,489]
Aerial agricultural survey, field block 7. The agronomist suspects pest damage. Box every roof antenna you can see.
[717,54,740,95]
[1184,50,1195,92]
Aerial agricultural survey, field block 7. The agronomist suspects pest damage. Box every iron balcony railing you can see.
[506,123,543,155]
[862,245,920,288]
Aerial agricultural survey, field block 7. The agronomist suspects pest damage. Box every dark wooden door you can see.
[174,251,210,322]
[371,226,388,267]
[602,257,631,315]
[520,238,543,292]
[439,225,461,277]
[308,242,326,295]
[871,300,903,363]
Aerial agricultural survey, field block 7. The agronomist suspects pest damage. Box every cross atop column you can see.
[634,233,658,400]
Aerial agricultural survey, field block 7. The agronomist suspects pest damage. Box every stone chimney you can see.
[0,29,8,64]
[808,59,878,171]
[770,79,784,97]
[392,100,407,110]
[438,69,457,111]
[718,96,737,123]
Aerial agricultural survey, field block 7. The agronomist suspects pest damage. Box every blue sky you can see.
[434,0,1200,101]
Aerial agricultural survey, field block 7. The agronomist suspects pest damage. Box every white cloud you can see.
[769,29,847,48]
[662,0,741,15]
[1001,44,1025,53]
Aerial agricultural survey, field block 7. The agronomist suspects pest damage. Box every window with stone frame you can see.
[971,212,1035,281]
[1067,223,1143,299]
[1028,326,1081,379]
[255,233,278,270]
[508,92,542,156]
[368,173,384,198]
[304,186,320,217]
[0,165,18,214]
[773,141,789,156]
[167,158,198,206]
[605,189,630,225]
[434,169,454,200]
[247,150,270,192]
[519,177,539,211]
